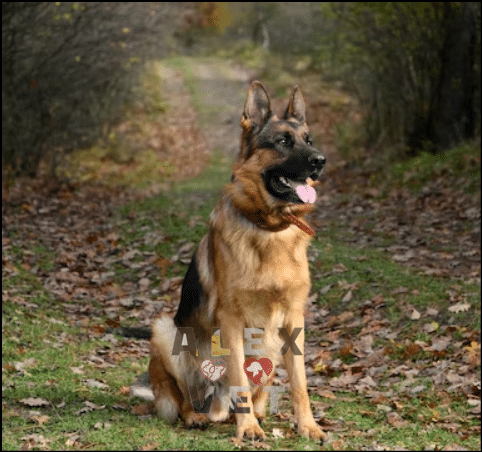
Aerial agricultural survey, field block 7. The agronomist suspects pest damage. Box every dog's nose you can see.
[309,154,326,170]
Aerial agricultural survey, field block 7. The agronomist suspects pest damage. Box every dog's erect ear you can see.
[284,85,306,123]
[242,81,271,129]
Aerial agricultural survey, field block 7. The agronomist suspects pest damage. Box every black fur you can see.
[174,250,204,327]
[106,326,152,340]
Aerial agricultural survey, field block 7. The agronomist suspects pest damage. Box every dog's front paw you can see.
[184,412,209,429]
[236,417,266,440]
[298,421,327,441]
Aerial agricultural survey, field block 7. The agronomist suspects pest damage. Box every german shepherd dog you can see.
[148,81,326,440]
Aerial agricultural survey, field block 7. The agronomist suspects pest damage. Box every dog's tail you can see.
[107,326,151,340]
[149,315,183,423]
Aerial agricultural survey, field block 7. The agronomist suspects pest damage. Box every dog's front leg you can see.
[283,309,327,441]
[219,311,265,440]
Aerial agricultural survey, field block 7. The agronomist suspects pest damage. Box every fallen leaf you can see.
[65,434,80,448]
[386,411,409,427]
[410,308,421,320]
[94,422,111,429]
[341,290,353,303]
[30,415,50,426]
[21,433,50,450]
[330,372,359,387]
[70,366,84,375]
[332,263,348,273]
[392,250,415,262]
[19,397,50,407]
[117,385,131,396]
[448,302,470,313]
[105,319,120,328]
[251,440,271,449]
[131,403,152,416]
[410,385,426,394]
[429,337,451,352]
[320,283,333,295]
[403,343,421,358]
[82,378,108,389]
[317,389,337,399]
[423,321,439,333]
[372,294,384,304]
[140,443,159,451]
[74,400,105,415]
[464,341,481,367]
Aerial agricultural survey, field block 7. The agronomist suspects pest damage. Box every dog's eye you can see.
[277,134,293,147]
[306,137,313,146]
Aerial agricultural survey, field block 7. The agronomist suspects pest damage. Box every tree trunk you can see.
[428,2,477,150]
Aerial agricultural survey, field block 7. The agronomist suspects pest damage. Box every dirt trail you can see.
[158,57,255,159]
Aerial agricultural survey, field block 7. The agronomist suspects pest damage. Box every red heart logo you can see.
[243,358,273,385]
[200,359,227,382]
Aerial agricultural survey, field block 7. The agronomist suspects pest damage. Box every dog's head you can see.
[228,81,325,233]
[236,81,325,205]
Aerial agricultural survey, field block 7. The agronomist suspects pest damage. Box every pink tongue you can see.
[295,184,316,204]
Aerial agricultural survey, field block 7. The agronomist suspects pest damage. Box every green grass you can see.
[379,139,481,195]
[311,239,478,324]
[3,56,480,450]
[326,399,478,450]
[3,154,480,450]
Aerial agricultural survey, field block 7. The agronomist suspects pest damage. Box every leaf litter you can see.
[2,60,480,450]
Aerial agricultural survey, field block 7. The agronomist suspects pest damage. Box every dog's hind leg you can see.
[149,315,209,428]
[149,355,182,423]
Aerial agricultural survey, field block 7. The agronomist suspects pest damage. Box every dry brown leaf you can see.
[372,294,384,304]
[131,403,152,416]
[341,290,353,303]
[251,440,271,449]
[317,389,337,399]
[140,443,159,451]
[410,308,421,320]
[117,385,131,396]
[423,321,439,333]
[82,378,108,389]
[332,263,348,273]
[19,397,50,407]
[105,319,120,328]
[74,400,105,415]
[464,341,481,367]
[320,283,333,295]
[65,433,81,448]
[448,302,470,313]
[337,311,354,323]
[430,336,451,352]
[94,422,111,429]
[392,250,415,262]
[21,433,50,450]
[330,371,359,387]
[70,366,84,375]
[30,415,50,426]
[386,411,409,427]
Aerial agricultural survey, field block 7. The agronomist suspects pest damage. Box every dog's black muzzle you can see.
[264,146,326,204]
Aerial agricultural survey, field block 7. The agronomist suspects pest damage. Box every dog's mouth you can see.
[265,172,318,204]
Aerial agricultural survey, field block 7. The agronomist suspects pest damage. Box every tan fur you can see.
[148,82,326,441]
